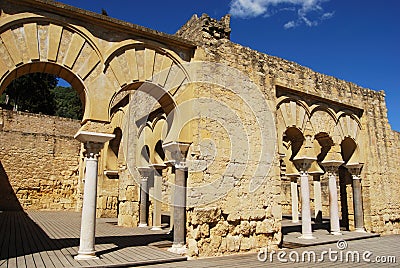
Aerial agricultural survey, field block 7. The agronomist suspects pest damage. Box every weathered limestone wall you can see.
[367,124,400,235]
[184,81,281,257]
[0,109,81,210]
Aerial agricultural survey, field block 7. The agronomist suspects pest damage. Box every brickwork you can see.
[0,109,81,211]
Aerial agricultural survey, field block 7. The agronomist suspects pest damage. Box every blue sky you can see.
[57,0,400,131]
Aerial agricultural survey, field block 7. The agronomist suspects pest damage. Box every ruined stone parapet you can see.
[176,14,231,44]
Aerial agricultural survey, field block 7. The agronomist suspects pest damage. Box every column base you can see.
[330,231,342,235]
[151,226,162,231]
[138,223,148,227]
[168,244,187,255]
[74,252,99,261]
[292,220,299,223]
[298,234,315,239]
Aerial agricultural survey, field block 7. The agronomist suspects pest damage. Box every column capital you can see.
[320,160,344,175]
[162,141,191,161]
[150,163,167,171]
[293,157,316,173]
[137,166,153,180]
[345,163,364,177]
[163,141,191,170]
[74,130,115,144]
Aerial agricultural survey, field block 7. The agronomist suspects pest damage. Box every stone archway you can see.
[0,0,195,124]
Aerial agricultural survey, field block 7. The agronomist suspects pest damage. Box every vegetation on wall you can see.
[0,73,83,120]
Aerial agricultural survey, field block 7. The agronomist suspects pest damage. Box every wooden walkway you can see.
[0,210,186,268]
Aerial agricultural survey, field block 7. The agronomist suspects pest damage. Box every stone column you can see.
[313,177,323,222]
[326,169,341,235]
[290,177,299,223]
[150,164,166,230]
[172,162,187,249]
[346,163,365,232]
[74,131,115,260]
[352,175,365,232]
[138,167,152,227]
[285,158,300,223]
[321,143,344,235]
[293,133,317,239]
[308,161,324,223]
[298,170,314,239]
[163,141,190,254]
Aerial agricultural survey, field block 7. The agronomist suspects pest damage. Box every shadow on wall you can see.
[0,162,22,211]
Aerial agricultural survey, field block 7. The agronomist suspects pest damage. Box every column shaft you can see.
[313,177,323,223]
[328,173,341,235]
[352,176,365,231]
[290,179,299,223]
[152,169,163,230]
[76,149,99,260]
[299,173,314,239]
[173,167,186,246]
[139,176,149,227]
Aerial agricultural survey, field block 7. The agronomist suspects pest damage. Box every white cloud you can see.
[229,0,334,29]
[283,20,296,29]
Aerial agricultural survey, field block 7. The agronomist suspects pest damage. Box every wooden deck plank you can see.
[15,211,27,268]
[95,244,125,265]
[0,212,9,260]
[0,213,8,262]
[18,212,37,268]
[104,247,133,263]
[7,212,18,268]
[2,211,186,268]
[21,213,46,268]
[60,247,81,267]
[0,212,11,263]
[7,213,21,267]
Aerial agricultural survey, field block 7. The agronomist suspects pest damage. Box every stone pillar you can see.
[163,141,190,254]
[138,167,152,227]
[346,162,365,232]
[308,161,324,223]
[172,162,187,248]
[285,156,300,223]
[292,132,317,239]
[298,170,314,239]
[313,176,323,223]
[74,131,115,260]
[321,142,344,236]
[352,175,365,232]
[150,165,166,230]
[327,170,341,235]
[290,178,299,223]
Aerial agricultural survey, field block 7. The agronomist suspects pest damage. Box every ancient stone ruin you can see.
[0,0,399,259]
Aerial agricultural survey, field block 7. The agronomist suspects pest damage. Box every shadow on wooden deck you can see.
[0,163,185,267]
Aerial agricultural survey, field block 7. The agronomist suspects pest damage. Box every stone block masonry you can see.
[0,109,82,211]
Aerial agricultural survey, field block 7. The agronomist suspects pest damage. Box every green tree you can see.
[0,73,83,119]
[0,73,57,115]
[51,86,83,120]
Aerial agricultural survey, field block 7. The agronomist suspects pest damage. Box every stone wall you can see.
[0,109,81,211]
[367,126,400,234]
